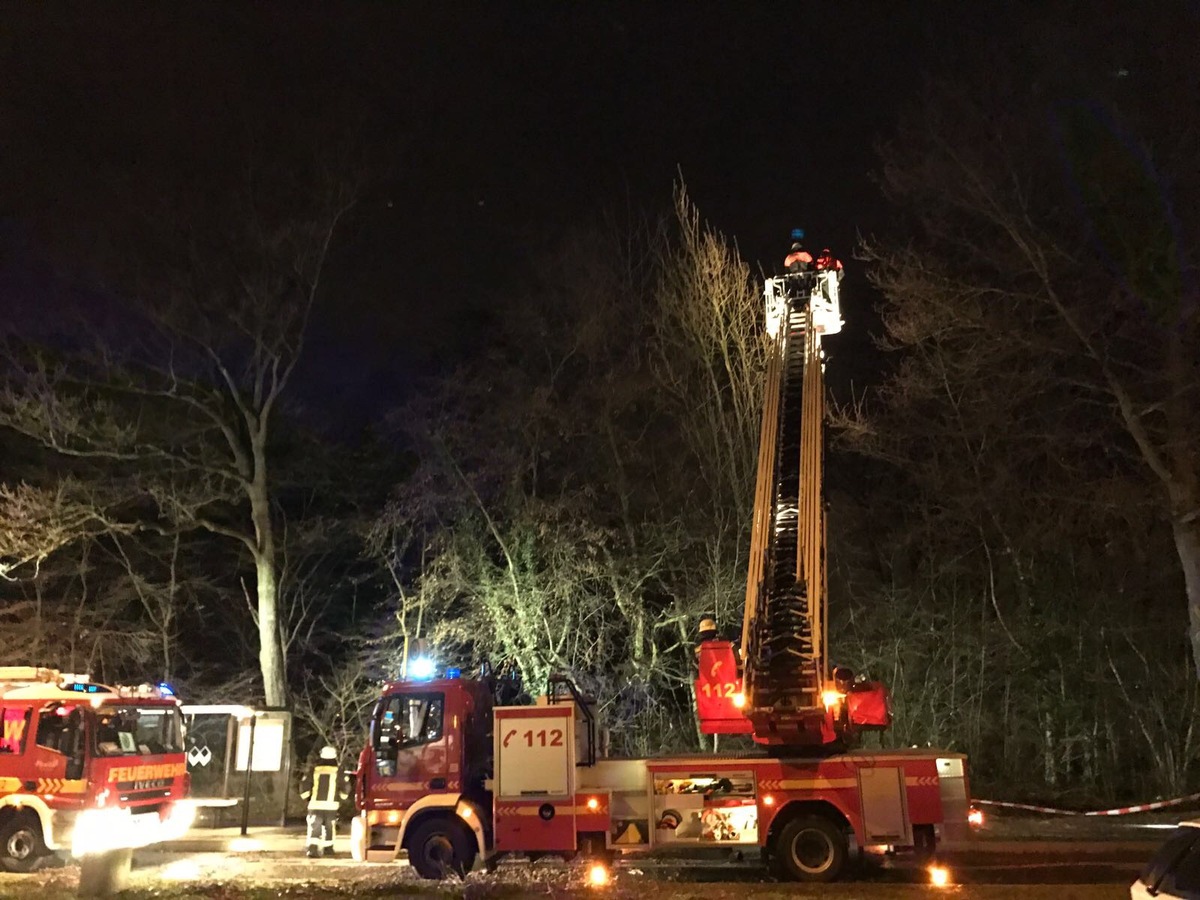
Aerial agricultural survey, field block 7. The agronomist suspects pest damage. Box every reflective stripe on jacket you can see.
[302,763,344,811]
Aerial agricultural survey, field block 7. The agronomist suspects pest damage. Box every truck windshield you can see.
[94,705,183,757]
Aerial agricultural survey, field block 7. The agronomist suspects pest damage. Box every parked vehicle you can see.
[0,667,193,872]
[349,670,970,882]
[1132,822,1200,899]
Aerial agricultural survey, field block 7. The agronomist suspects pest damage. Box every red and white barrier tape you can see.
[974,792,1200,817]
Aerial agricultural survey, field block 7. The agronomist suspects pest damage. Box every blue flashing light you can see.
[409,657,436,681]
[791,228,805,240]
[157,682,176,697]
[65,682,103,693]
[445,667,462,680]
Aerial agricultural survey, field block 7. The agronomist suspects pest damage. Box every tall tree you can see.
[853,12,1200,676]
[375,190,765,751]
[0,170,356,704]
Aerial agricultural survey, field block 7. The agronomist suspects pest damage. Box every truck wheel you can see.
[773,815,847,882]
[405,817,476,880]
[0,814,47,873]
[0,816,46,873]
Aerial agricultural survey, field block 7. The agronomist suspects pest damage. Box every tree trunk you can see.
[255,551,286,706]
[1041,711,1056,787]
[1173,515,1200,680]
[249,441,286,707]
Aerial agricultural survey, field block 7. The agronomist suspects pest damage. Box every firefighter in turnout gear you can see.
[784,241,812,273]
[301,745,349,857]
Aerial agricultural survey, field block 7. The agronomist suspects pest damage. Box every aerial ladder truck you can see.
[350,246,970,883]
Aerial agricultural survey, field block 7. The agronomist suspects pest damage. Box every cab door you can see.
[368,692,450,804]
[30,703,86,789]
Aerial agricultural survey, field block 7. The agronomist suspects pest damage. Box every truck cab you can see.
[352,674,494,874]
[0,669,192,871]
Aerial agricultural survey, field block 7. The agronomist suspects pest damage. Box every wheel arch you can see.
[398,794,481,857]
[0,796,57,850]
[766,799,852,848]
[767,801,854,883]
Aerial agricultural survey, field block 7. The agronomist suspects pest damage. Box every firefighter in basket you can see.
[300,745,350,858]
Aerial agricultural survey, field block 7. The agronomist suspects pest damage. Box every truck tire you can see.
[405,816,476,880]
[773,815,847,882]
[0,813,47,873]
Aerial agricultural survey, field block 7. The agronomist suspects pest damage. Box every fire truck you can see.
[0,667,193,871]
[350,249,970,881]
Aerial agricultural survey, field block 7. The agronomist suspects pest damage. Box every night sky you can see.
[1,4,1011,418]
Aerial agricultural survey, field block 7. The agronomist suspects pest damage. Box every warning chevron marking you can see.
[757,777,858,792]
[34,778,87,794]
[779,778,857,791]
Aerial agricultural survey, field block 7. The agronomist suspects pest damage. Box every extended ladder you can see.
[741,272,841,745]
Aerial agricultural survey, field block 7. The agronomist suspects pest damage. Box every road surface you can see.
[0,839,1147,900]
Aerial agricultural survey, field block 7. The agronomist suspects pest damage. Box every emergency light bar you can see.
[114,683,176,699]
[409,657,436,680]
[63,682,110,694]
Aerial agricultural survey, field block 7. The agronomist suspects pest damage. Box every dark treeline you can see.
[1,6,1196,803]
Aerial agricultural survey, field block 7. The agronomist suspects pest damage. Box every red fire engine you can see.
[350,254,970,881]
[0,667,193,871]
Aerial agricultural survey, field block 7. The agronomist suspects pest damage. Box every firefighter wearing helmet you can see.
[695,616,721,661]
[784,228,813,273]
[300,745,350,858]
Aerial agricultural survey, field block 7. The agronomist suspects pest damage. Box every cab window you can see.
[36,704,83,755]
[93,706,183,757]
[375,693,444,751]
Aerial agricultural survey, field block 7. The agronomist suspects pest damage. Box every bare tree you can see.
[651,185,765,523]
[105,533,184,682]
[0,538,158,681]
[820,16,1200,796]
[372,190,767,753]
[0,480,124,580]
[0,170,357,705]
[851,40,1199,675]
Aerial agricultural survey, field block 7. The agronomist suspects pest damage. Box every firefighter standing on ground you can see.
[301,745,349,858]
